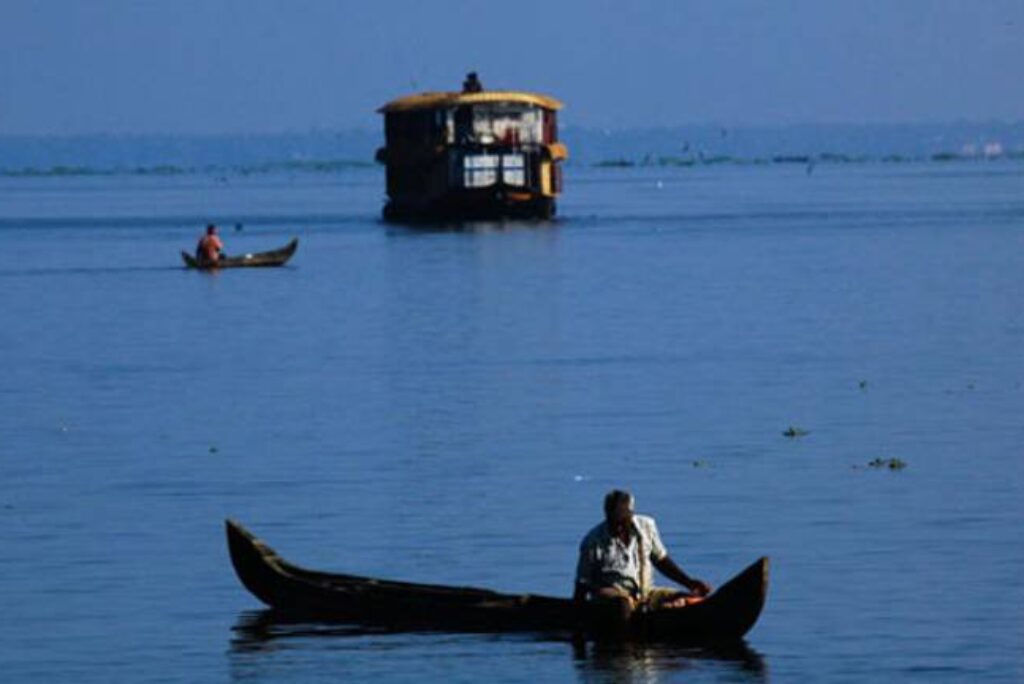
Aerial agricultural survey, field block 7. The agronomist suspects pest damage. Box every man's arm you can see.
[652,555,712,596]
[574,533,595,604]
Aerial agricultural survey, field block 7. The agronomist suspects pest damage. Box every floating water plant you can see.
[867,457,906,470]
[782,426,810,438]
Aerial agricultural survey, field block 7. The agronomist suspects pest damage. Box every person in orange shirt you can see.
[195,224,225,265]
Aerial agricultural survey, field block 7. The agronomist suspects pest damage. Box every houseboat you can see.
[376,73,568,221]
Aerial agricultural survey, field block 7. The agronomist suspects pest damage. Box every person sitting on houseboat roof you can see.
[462,71,483,93]
[195,224,225,265]
[574,490,712,623]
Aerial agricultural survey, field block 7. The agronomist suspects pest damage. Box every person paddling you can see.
[195,224,225,266]
[574,490,712,623]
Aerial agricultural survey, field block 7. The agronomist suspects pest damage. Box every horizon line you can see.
[3,118,1024,139]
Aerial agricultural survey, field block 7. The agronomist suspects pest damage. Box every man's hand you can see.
[686,578,712,596]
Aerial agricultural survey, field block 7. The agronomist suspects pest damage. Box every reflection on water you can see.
[572,638,766,684]
[230,610,766,683]
[384,217,563,234]
[230,610,400,654]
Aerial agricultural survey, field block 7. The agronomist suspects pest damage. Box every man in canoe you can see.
[195,224,225,265]
[574,490,712,621]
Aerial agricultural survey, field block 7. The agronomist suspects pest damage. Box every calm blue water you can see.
[1,162,1022,682]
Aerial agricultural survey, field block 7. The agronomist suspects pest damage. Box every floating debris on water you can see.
[858,380,868,389]
[867,457,907,470]
[692,460,708,468]
[209,446,219,454]
[573,475,586,482]
[782,426,810,438]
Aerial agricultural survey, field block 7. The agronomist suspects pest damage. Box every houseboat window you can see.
[464,154,500,187]
[517,108,543,144]
[434,110,450,143]
[443,110,454,144]
[455,105,473,143]
[501,154,525,186]
[468,105,544,146]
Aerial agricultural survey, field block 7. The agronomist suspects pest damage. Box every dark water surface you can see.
[1,163,1022,682]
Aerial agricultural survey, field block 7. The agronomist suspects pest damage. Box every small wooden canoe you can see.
[182,238,298,269]
[226,519,768,642]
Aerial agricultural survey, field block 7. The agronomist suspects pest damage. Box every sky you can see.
[1,0,1022,135]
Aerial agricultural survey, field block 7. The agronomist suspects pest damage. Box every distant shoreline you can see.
[2,121,1022,174]
[2,152,1022,179]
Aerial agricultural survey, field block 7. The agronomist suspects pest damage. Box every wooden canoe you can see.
[226,519,768,642]
[182,238,298,269]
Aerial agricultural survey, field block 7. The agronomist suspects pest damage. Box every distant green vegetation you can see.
[3,151,1020,177]
[772,155,811,164]
[0,158,374,178]
[653,156,696,167]
[4,165,110,177]
[238,159,375,175]
[134,164,188,175]
[587,150,1023,169]
[819,152,869,164]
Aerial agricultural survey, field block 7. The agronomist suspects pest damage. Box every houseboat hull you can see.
[383,188,555,222]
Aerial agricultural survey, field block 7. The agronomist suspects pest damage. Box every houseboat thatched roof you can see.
[379,91,563,113]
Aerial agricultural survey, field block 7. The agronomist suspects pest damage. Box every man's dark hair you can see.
[604,489,634,518]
